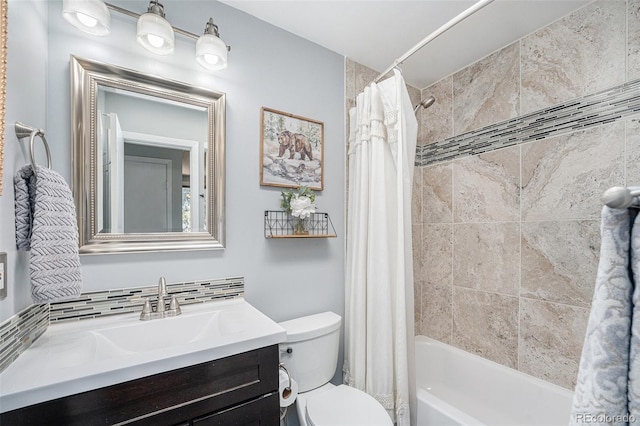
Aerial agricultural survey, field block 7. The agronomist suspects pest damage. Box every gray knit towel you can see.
[14,165,83,303]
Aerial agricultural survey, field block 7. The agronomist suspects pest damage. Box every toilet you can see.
[278,312,393,426]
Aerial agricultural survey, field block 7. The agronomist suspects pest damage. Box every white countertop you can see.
[0,298,286,413]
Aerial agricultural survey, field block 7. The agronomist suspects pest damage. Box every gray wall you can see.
[1,0,346,372]
[0,0,49,321]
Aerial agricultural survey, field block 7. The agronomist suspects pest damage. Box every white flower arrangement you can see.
[281,186,316,234]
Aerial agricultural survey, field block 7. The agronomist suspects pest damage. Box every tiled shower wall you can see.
[414,0,640,390]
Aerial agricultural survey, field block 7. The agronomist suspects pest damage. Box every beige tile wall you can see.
[630,0,640,81]
[415,0,639,390]
[453,42,520,134]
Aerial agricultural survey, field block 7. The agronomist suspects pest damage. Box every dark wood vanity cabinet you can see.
[0,345,280,426]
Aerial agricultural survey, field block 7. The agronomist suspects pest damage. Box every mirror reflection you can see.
[97,87,208,234]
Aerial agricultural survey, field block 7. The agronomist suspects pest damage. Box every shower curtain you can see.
[570,205,640,424]
[344,69,418,426]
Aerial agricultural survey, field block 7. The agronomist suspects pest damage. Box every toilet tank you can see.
[278,311,341,393]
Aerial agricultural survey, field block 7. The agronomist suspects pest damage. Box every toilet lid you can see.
[305,385,392,426]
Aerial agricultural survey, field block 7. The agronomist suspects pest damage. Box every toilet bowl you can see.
[297,382,392,426]
[278,312,392,426]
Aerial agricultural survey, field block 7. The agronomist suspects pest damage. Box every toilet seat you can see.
[305,385,392,426]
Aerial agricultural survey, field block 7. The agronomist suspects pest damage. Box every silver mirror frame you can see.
[70,56,225,254]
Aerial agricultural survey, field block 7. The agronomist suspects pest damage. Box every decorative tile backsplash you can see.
[50,277,245,323]
[416,77,640,167]
[0,304,48,372]
[0,277,244,373]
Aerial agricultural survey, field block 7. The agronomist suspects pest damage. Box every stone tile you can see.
[345,58,356,100]
[420,76,453,145]
[422,224,452,287]
[630,0,640,81]
[453,147,520,223]
[519,298,589,390]
[414,280,422,334]
[453,223,520,296]
[453,43,520,135]
[421,280,452,344]
[412,224,423,282]
[452,287,519,368]
[521,221,599,307]
[422,162,452,223]
[627,118,640,185]
[354,61,379,99]
[412,166,423,224]
[521,1,626,114]
[521,122,625,221]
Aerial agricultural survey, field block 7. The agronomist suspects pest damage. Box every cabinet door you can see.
[192,393,279,426]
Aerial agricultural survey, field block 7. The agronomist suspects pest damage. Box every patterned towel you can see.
[14,165,82,303]
[570,206,639,425]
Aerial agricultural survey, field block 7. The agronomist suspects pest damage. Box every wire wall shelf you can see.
[264,211,337,239]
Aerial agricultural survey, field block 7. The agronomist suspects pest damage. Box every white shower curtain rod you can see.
[373,0,495,83]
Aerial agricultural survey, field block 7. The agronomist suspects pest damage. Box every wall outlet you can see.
[0,252,6,300]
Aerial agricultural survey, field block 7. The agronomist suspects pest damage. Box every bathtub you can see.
[415,336,573,426]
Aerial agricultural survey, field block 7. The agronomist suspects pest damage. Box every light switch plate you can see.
[0,252,6,300]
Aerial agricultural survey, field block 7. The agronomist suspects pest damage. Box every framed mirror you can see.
[70,56,225,254]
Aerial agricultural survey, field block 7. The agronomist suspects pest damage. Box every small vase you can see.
[293,217,309,235]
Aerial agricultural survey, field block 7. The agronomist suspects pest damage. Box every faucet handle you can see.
[169,296,182,315]
[140,298,153,321]
[141,298,152,314]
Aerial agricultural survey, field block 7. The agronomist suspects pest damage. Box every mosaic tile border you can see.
[49,277,245,323]
[416,78,640,166]
[0,304,48,373]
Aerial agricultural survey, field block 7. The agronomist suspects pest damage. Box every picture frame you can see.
[260,107,324,191]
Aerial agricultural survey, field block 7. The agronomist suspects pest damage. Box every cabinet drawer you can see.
[192,392,279,426]
[1,345,279,426]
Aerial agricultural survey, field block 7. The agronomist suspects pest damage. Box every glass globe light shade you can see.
[196,34,228,71]
[136,12,175,55]
[62,0,110,36]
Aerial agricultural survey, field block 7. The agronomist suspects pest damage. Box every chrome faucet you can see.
[140,277,182,321]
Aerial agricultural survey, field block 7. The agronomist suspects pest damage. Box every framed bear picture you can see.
[260,107,324,191]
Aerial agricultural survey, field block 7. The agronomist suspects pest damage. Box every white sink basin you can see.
[92,310,221,355]
[0,298,286,413]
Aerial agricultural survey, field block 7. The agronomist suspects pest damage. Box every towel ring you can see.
[15,121,52,172]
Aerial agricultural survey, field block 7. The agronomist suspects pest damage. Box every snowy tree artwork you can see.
[260,107,324,190]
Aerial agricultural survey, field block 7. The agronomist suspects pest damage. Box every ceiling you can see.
[219,0,592,89]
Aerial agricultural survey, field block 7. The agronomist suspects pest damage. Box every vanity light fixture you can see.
[62,0,111,36]
[195,18,228,70]
[62,1,231,69]
[136,1,175,56]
